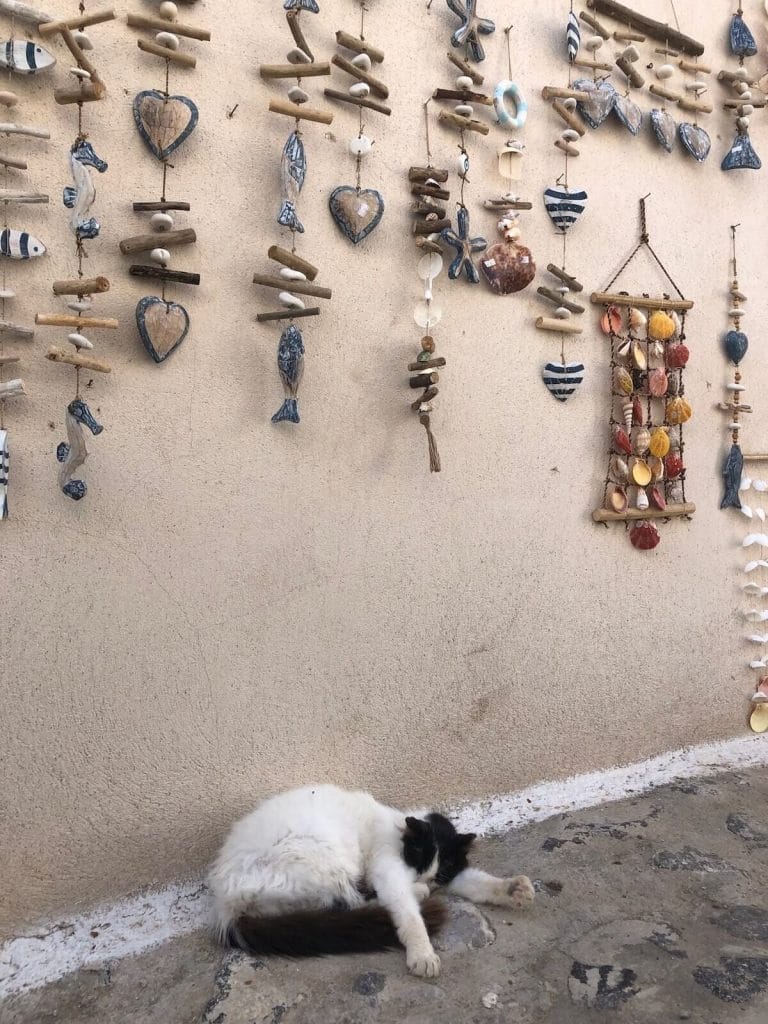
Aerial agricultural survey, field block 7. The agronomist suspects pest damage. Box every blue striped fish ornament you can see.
[543,186,588,233]
[0,39,55,74]
[542,362,585,402]
[0,228,45,259]
[566,11,580,62]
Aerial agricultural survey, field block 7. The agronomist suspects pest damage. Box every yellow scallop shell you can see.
[666,396,692,425]
[649,427,671,458]
[631,460,652,487]
[648,310,676,341]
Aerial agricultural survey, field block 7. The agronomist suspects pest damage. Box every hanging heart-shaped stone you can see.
[133,90,199,162]
[543,185,588,233]
[136,296,190,363]
[573,78,616,129]
[724,329,749,365]
[679,122,711,162]
[650,108,676,152]
[542,361,585,402]
[328,186,384,244]
[613,93,643,135]
[480,240,535,294]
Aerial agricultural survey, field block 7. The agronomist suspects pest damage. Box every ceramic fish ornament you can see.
[279,131,306,233]
[542,361,585,401]
[566,11,580,62]
[722,131,761,171]
[63,139,108,240]
[543,186,588,232]
[0,428,7,519]
[721,442,744,509]
[446,0,496,63]
[56,398,103,501]
[0,228,45,259]
[272,324,305,424]
[730,13,758,57]
[0,39,55,74]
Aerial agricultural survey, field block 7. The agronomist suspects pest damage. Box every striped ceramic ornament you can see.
[0,39,55,74]
[542,361,585,401]
[543,186,588,232]
[0,229,45,259]
[566,11,580,62]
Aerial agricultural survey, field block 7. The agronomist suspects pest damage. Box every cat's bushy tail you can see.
[226,897,446,958]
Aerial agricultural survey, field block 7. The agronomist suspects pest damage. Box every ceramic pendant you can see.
[679,122,711,162]
[730,13,758,57]
[136,296,190,363]
[650,109,676,152]
[566,11,580,62]
[542,361,585,401]
[440,206,487,283]
[573,78,616,129]
[493,80,527,130]
[133,90,199,161]
[272,324,305,424]
[0,39,55,74]
[721,442,744,509]
[613,93,643,135]
[56,399,103,501]
[278,131,306,233]
[724,329,749,364]
[0,228,45,259]
[543,186,588,232]
[329,186,384,244]
[63,139,108,241]
[722,131,762,171]
[447,0,496,63]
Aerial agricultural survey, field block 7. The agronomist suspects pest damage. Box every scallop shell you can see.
[631,340,647,371]
[648,456,665,482]
[648,368,669,397]
[614,426,633,455]
[650,486,667,511]
[649,427,671,458]
[669,311,682,338]
[631,459,652,487]
[666,396,692,424]
[614,366,634,396]
[666,342,689,368]
[610,455,629,483]
[648,310,676,341]
[628,307,647,334]
[620,398,633,431]
[630,521,661,550]
[609,486,628,513]
[600,304,623,335]
[616,337,632,360]
[632,396,643,425]
[664,451,683,478]
[634,427,651,455]
[635,487,650,511]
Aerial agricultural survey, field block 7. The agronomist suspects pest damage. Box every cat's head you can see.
[402,813,477,886]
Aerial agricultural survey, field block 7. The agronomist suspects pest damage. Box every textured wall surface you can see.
[2,0,767,936]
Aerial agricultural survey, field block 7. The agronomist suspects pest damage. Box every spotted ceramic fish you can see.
[0,39,55,74]
[0,228,45,259]
[272,324,305,424]
[721,443,744,510]
[278,131,306,234]
[56,398,103,501]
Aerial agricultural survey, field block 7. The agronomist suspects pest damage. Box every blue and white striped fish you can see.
[0,39,56,74]
[0,228,46,259]
[566,11,580,62]
[543,186,588,233]
[542,361,585,402]
[0,429,8,519]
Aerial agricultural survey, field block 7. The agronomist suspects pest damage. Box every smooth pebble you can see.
[68,332,93,350]
[72,30,93,50]
[349,82,370,98]
[349,134,372,156]
[621,45,640,61]
[555,307,571,319]
[656,64,674,79]
[278,291,305,309]
[67,299,92,312]
[455,103,473,116]
[456,74,473,90]
[150,247,170,267]
[737,116,750,129]
[741,103,755,115]
[0,90,18,106]
[287,47,311,64]
[69,67,91,79]
[155,31,180,50]
[585,35,603,51]
[150,212,174,231]
[159,1,178,20]
[351,53,372,71]
[561,128,580,142]
[279,267,307,281]
[287,85,308,104]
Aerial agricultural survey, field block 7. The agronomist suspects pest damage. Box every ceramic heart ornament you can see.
[542,361,585,401]
[133,90,199,162]
[329,186,384,244]
[136,296,190,363]
[573,78,616,129]
[613,93,643,135]
[724,329,749,365]
[650,108,676,152]
[678,122,711,162]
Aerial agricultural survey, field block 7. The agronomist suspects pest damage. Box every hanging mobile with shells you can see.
[121,4,210,363]
[325,3,389,244]
[717,5,762,171]
[37,6,120,502]
[592,197,696,551]
[0,2,55,517]
[254,0,334,424]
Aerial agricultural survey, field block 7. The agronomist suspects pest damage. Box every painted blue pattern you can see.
[721,443,744,510]
[133,91,199,162]
[724,329,749,365]
[440,206,486,283]
[447,0,495,63]
[278,131,306,233]
[136,296,190,363]
[56,399,104,501]
[0,38,55,74]
[493,80,527,129]
[730,13,757,57]
[328,187,385,244]
[0,228,45,259]
[63,139,108,240]
[650,108,676,152]
[283,0,319,11]
[678,122,711,162]
[272,325,305,424]
[543,186,588,233]
[722,131,761,171]
[566,11,580,62]
[542,361,585,402]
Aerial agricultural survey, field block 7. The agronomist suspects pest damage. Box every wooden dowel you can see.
[591,291,694,311]
[616,57,645,88]
[446,50,483,84]
[573,57,614,73]
[414,238,443,255]
[542,86,591,102]
[432,87,492,106]
[40,6,115,35]
[677,96,713,114]
[0,378,24,400]
[437,109,489,135]
[614,29,645,42]
[718,69,757,86]
[129,265,201,285]
[412,201,446,217]
[126,13,210,42]
[578,10,610,38]
[35,314,119,329]
[132,201,190,212]
[407,357,446,372]
[535,317,584,334]
[0,190,47,203]
[268,98,333,124]
[287,11,313,62]
[0,354,20,364]
[267,245,318,282]
[586,0,704,56]
[649,83,682,102]
[483,199,533,210]
[725,96,766,108]
[411,386,438,410]
[119,228,196,254]
[743,454,768,462]
[323,88,391,116]
[655,47,680,57]
[411,183,450,200]
[54,84,104,105]
[679,57,710,74]
[335,30,384,64]
[409,167,449,183]
[555,140,579,157]
[0,123,50,139]
[537,286,585,314]
[138,38,196,67]
[412,218,451,235]
[331,54,388,99]
[52,276,109,295]
[252,273,331,300]
[547,264,583,291]
[60,27,100,80]
[0,320,33,337]
[552,99,587,135]
[260,62,331,79]
[409,371,439,389]
[593,502,695,523]
[257,307,320,323]
[46,346,111,373]
[0,0,52,25]
[0,155,27,170]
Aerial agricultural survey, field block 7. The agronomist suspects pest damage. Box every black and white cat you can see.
[209,784,534,978]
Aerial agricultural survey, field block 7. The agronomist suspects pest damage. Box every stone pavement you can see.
[3,767,768,1024]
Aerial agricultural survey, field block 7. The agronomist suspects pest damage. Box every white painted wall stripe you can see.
[2,733,766,1001]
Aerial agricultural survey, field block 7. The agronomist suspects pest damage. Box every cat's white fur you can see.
[209,784,534,978]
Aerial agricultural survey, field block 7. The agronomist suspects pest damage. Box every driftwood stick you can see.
[0,155,27,169]
[119,228,196,254]
[268,98,333,124]
[616,57,645,88]
[537,286,585,314]
[586,0,704,57]
[54,84,104,104]
[411,183,451,200]
[408,167,450,183]
[0,0,52,24]
[677,96,713,114]
[132,201,190,212]
[0,354,20,364]
[46,346,111,373]
[0,123,50,139]
[593,502,695,523]
[591,291,693,311]
[0,320,33,337]
[40,7,115,35]
[432,87,492,106]
[412,218,451,235]
[126,13,210,42]
[331,54,388,99]
[0,190,47,202]
[552,99,587,134]
[446,50,483,84]
[323,88,391,116]
[287,11,313,62]
[35,314,118,329]
[411,386,438,410]
[483,199,533,210]
[613,29,645,42]
[129,265,201,285]
[407,357,446,371]
[260,62,331,79]
[52,276,110,295]
[437,110,489,135]
[680,57,710,74]
[541,86,591,101]
[0,378,24,399]
[335,30,384,64]
[409,371,439,389]
[725,96,766,108]
[572,57,614,73]
[252,273,331,300]
[60,27,100,80]
[547,264,583,291]
[743,454,768,462]
[649,83,682,102]
[535,317,584,334]
[413,200,447,216]
[267,245,318,281]
[138,39,196,67]
[256,307,320,323]
[718,69,757,86]
[578,10,610,38]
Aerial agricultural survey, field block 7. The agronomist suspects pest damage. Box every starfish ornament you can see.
[283,0,320,12]
[447,0,496,63]
[441,206,487,284]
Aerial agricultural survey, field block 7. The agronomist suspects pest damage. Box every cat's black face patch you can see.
[402,816,438,876]
[427,812,477,886]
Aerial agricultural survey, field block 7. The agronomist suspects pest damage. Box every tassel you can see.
[420,413,441,473]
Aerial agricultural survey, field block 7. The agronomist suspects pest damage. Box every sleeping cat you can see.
[208,783,534,978]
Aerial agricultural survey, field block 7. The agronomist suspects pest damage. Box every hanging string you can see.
[423,97,433,166]
[603,195,686,299]
[731,223,740,279]
[504,24,513,78]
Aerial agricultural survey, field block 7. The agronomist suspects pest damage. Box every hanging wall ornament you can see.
[591,197,696,549]
[0,0,54,518]
[720,226,750,511]
[122,5,210,364]
[36,6,119,502]
[254,0,333,424]
[717,5,763,172]
[325,3,389,245]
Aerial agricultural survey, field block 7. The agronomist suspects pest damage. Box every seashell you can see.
[631,368,646,392]
[150,211,174,231]
[634,428,651,455]
[649,428,671,458]
[635,488,650,511]
[616,337,632,360]
[610,455,629,483]
[480,240,536,295]
[632,395,644,425]
[614,366,633,396]
[648,456,664,482]
[669,312,681,337]
[679,122,711,162]
[349,135,372,156]
[724,329,749,364]
[353,53,373,71]
[648,310,675,341]
[620,398,633,431]
[609,486,628,513]
[155,31,180,50]
[666,396,692,425]
[614,426,632,455]
[666,342,689,369]
[663,452,682,478]
[600,304,622,335]
[650,486,666,511]
[631,340,647,371]
[631,459,652,487]
[648,368,668,397]
[630,521,661,550]
[650,108,676,153]
[667,373,680,395]
[628,307,647,334]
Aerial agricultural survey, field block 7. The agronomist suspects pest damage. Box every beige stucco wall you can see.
[2,0,766,937]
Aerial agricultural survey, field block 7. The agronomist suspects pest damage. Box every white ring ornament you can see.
[494,80,528,130]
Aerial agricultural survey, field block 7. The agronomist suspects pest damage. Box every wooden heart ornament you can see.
[133,90,198,162]
[136,296,190,363]
[329,186,384,244]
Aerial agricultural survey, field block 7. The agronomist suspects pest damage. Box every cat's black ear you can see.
[458,832,477,849]
[405,816,429,835]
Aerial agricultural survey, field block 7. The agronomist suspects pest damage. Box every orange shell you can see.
[600,305,623,335]
[648,368,669,397]
[666,396,693,425]
[609,486,628,513]
[649,428,671,458]
[648,310,676,341]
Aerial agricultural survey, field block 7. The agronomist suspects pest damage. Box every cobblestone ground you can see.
[3,767,768,1024]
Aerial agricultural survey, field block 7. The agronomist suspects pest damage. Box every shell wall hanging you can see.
[591,197,695,550]
[37,5,119,503]
[717,4,763,171]
[121,4,210,365]
[325,3,389,245]
[255,0,334,424]
[0,0,53,517]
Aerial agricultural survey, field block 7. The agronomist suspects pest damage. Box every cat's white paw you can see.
[500,875,535,909]
[412,882,431,902]
[407,948,441,978]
